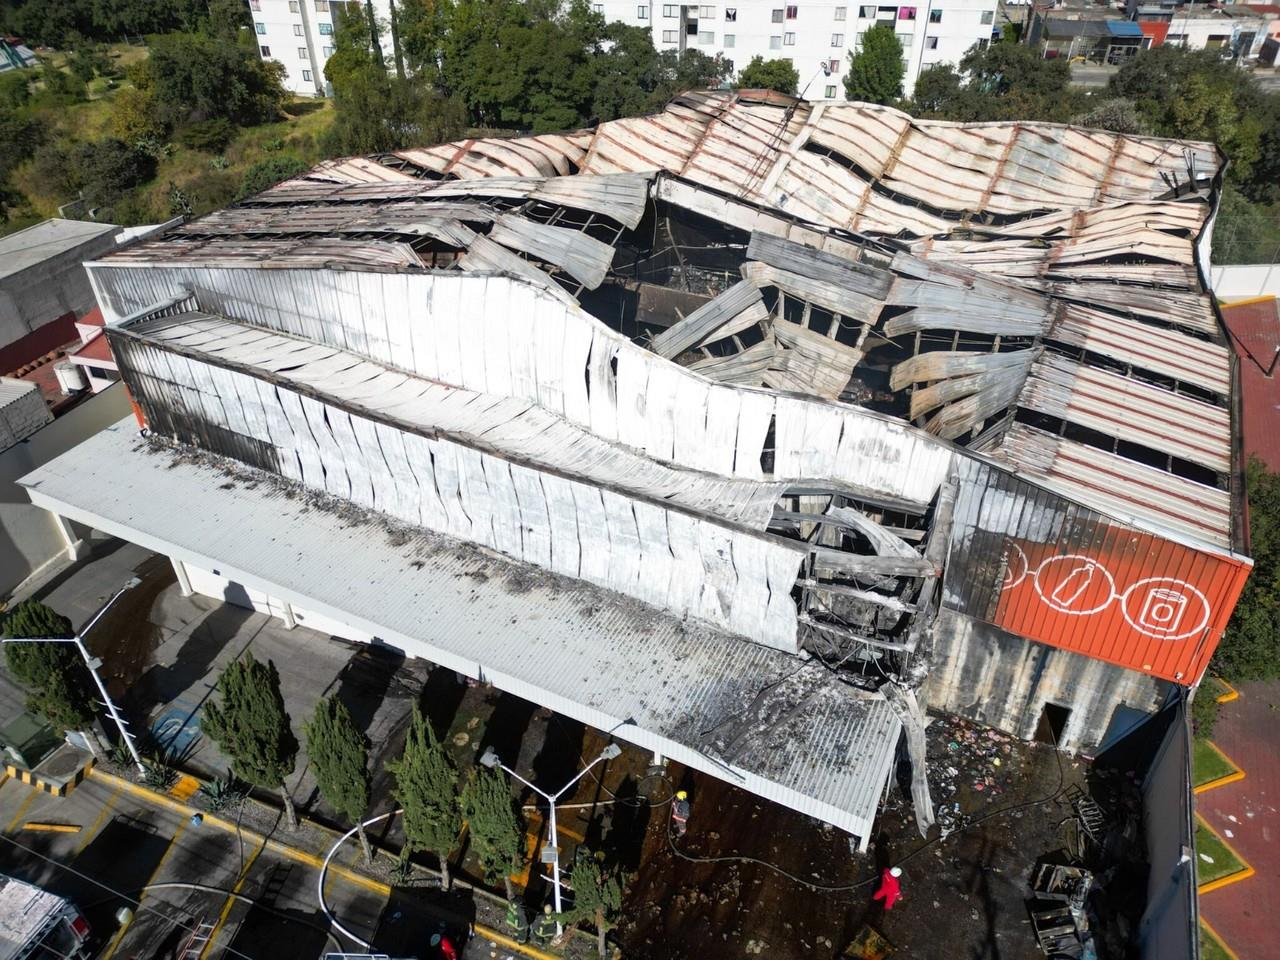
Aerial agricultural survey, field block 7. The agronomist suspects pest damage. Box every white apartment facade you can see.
[253,0,999,100]
[597,0,1001,97]
[249,0,395,97]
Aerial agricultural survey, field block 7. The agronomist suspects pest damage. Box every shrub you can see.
[178,118,235,153]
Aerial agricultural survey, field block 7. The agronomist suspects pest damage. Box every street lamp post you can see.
[2,579,145,775]
[480,742,622,936]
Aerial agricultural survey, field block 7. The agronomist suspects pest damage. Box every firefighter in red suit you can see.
[873,866,903,911]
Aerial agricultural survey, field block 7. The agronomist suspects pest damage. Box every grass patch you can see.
[1193,739,1238,788]
[1200,922,1234,960]
[1195,820,1247,887]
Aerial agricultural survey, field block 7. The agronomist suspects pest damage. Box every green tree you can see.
[72,138,157,209]
[844,24,904,105]
[35,63,88,106]
[305,696,374,863]
[1212,458,1280,682]
[388,704,461,889]
[1070,99,1149,136]
[1,600,97,738]
[143,32,286,129]
[908,63,967,118]
[461,767,524,898]
[560,851,624,958]
[203,653,300,827]
[324,4,465,154]
[0,71,30,111]
[238,155,309,199]
[907,41,1078,122]
[109,86,164,144]
[736,55,799,95]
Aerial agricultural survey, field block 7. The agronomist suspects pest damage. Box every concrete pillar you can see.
[51,512,84,562]
[280,601,297,630]
[170,557,193,597]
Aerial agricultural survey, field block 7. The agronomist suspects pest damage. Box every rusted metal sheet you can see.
[945,456,1250,684]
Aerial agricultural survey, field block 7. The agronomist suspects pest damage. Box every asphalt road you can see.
[0,773,513,960]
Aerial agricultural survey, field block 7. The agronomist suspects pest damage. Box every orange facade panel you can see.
[945,458,1251,684]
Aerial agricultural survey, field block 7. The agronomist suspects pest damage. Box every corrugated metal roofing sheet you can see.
[20,419,901,840]
[944,454,1249,682]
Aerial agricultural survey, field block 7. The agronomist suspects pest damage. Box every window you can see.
[899,6,917,20]
[784,31,795,44]
[772,8,784,22]
[724,33,735,46]
[926,35,938,48]
[828,57,840,73]
[899,31,912,47]
[835,6,847,20]
[322,45,334,56]
[250,0,260,9]
[259,45,271,56]
[592,3,604,12]
[929,8,941,22]
[315,0,329,10]
[725,6,737,20]
[302,69,312,81]
[786,4,797,18]
[825,85,837,98]
[664,4,677,15]
[289,0,299,10]
[975,36,989,49]
[700,5,715,17]
[637,5,648,17]
[859,5,875,17]
[699,30,714,43]
[980,9,993,23]
[855,30,865,46]
[769,34,782,48]
[831,33,843,45]
[293,23,303,35]
[299,47,309,59]
[318,21,332,33]
[724,57,734,71]
[663,29,679,41]
[255,22,267,34]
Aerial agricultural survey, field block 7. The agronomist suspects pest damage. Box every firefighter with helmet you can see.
[671,789,691,837]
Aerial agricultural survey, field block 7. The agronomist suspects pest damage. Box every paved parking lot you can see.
[0,772,516,960]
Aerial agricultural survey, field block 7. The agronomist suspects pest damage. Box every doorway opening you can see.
[1035,702,1071,746]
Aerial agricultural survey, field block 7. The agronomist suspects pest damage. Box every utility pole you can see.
[481,743,622,936]
[2,578,145,775]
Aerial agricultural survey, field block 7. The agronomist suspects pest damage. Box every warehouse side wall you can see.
[924,608,1170,753]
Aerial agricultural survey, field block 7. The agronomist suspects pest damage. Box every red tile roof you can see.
[79,306,105,327]
[69,330,114,364]
[3,342,84,415]
[1222,296,1280,471]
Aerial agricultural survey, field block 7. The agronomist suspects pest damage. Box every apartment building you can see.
[249,0,393,97]
[597,0,1001,96]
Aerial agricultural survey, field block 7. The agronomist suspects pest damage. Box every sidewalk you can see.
[1197,681,1280,957]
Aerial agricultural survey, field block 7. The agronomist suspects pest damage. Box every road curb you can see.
[88,768,565,960]
[1195,814,1256,895]
[1194,741,1246,795]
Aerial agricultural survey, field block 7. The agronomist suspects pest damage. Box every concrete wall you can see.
[1210,263,1280,300]
[0,385,131,597]
[0,380,53,451]
[0,229,121,352]
[923,608,1170,753]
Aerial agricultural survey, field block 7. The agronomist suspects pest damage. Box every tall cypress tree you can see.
[844,24,905,105]
[305,696,374,862]
[388,704,461,889]
[461,766,524,898]
[203,653,299,828]
[2,600,97,739]
[564,851,625,958]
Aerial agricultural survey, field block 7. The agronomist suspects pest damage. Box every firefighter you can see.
[671,790,691,838]
[532,903,558,945]
[872,866,903,911]
[506,895,530,944]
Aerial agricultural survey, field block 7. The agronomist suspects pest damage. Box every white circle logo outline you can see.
[1032,555,1116,616]
[1120,577,1211,641]
[1002,542,1029,589]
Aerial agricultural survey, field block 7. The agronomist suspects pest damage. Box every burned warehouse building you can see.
[20,91,1250,852]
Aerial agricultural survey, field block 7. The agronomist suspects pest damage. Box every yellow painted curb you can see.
[1194,741,1246,795]
[88,769,562,960]
[1200,917,1241,960]
[1196,815,1256,895]
[1220,294,1277,309]
[20,822,81,833]
[1213,678,1240,704]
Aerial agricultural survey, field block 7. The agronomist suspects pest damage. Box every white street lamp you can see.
[2,578,146,775]
[480,741,623,936]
